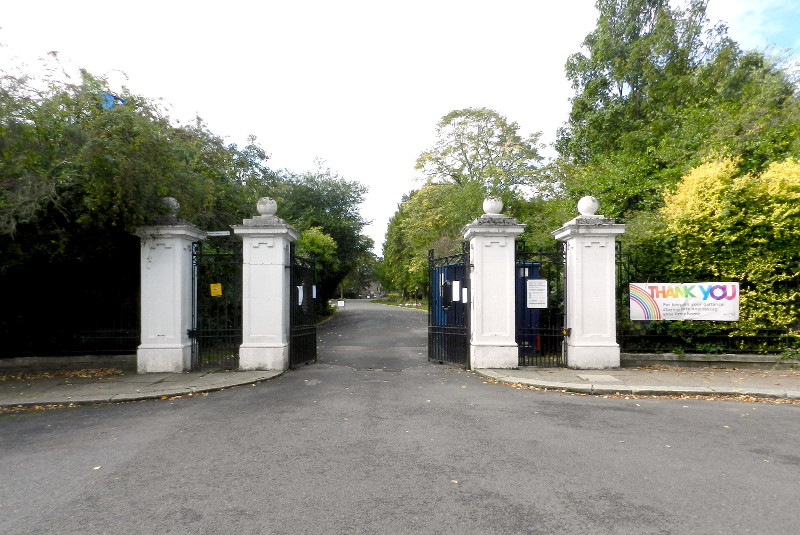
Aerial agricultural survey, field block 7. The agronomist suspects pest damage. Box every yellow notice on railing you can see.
[210,283,222,297]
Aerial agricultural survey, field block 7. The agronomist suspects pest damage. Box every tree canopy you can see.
[553,0,800,347]
[383,107,564,295]
[557,0,800,217]
[270,165,372,305]
[0,61,372,354]
[415,107,546,196]
[657,157,800,332]
[382,182,485,295]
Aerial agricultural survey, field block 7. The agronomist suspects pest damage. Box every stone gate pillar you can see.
[232,198,299,371]
[135,198,206,373]
[462,198,526,369]
[552,196,626,369]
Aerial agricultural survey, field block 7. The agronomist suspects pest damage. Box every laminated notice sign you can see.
[630,283,739,321]
[526,279,548,309]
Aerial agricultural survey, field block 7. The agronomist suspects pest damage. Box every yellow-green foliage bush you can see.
[661,158,800,333]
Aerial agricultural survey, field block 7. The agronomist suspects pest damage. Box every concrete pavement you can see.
[479,365,800,399]
[2,362,799,409]
[0,369,282,408]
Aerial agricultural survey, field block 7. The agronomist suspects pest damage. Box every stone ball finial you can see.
[162,196,180,217]
[257,197,278,216]
[577,196,599,216]
[483,197,503,215]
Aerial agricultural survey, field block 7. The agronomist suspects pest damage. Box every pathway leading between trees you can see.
[317,300,428,371]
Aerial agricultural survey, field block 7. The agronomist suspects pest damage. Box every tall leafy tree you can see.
[557,0,800,218]
[270,165,371,307]
[382,183,484,295]
[0,62,271,355]
[382,194,419,295]
[0,67,271,240]
[339,250,379,298]
[384,107,556,295]
[559,0,710,161]
[415,107,546,196]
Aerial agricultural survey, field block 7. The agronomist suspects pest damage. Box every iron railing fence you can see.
[289,244,317,368]
[1,271,139,359]
[616,243,800,354]
[1,314,139,358]
[618,327,796,355]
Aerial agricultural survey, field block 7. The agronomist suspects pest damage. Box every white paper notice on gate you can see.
[629,282,739,321]
[526,279,548,309]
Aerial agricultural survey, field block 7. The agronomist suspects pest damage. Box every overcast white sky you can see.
[2,0,799,252]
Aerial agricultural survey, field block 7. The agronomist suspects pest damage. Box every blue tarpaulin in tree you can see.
[101,92,126,109]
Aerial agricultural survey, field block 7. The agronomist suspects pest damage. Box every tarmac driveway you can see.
[1,300,799,534]
[317,299,428,370]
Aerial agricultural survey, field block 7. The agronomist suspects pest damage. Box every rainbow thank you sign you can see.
[629,283,739,321]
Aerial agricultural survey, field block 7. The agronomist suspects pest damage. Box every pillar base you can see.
[566,343,620,369]
[470,343,518,369]
[239,344,288,371]
[137,345,191,373]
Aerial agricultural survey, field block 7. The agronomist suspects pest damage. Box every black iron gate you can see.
[289,243,317,368]
[189,236,243,370]
[515,244,566,366]
[428,242,470,367]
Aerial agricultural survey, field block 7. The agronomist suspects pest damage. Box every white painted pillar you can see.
[232,198,299,371]
[552,196,626,369]
[135,198,206,373]
[462,197,525,369]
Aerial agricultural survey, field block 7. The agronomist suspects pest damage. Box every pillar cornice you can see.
[462,215,526,240]
[135,223,206,242]
[231,222,299,241]
[552,215,626,241]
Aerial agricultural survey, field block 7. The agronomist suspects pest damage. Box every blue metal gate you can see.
[428,243,470,367]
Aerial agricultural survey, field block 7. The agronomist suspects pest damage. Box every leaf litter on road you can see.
[482,377,800,405]
[0,368,123,382]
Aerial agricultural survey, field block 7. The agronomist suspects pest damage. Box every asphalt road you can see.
[1,301,799,534]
